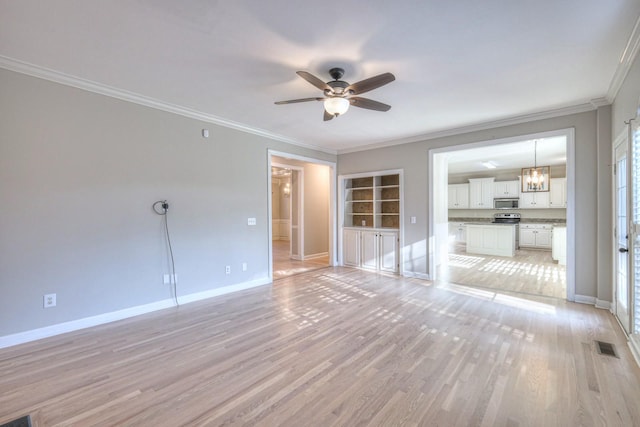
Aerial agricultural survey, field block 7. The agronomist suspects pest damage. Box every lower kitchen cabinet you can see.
[519,224,552,249]
[343,228,399,273]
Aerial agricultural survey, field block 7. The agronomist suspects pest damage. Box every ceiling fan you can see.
[275,67,395,121]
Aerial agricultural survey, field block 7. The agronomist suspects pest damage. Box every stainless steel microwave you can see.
[494,198,519,209]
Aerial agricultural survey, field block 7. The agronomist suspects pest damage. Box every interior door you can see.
[615,137,631,333]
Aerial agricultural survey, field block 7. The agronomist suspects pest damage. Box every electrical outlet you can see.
[43,293,56,308]
[225,265,231,275]
[242,262,247,271]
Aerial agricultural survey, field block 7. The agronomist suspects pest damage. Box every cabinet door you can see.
[447,185,458,209]
[507,181,519,197]
[456,185,469,208]
[534,192,550,208]
[361,231,378,270]
[519,228,536,246]
[379,232,399,273]
[535,229,552,248]
[549,178,566,208]
[343,229,361,266]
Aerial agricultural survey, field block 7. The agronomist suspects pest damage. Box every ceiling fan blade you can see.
[297,71,333,92]
[274,97,325,105]
[345,72,395,95]
[349,97,391,112]
[323,109,335,121]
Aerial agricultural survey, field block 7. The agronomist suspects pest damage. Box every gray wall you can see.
[0,68,335,336]
[338,110,606,300]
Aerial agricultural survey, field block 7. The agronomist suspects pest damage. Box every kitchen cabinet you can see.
[466,224,516,257]
[343,228,399,273]
[519,223,552,248]
[468,178,495,209]
[552,225,567,265]
[448,184,469,209]
[549,177,567,208]
[448,222,466,243]
[520,192,550,209]
[494,180,519,198]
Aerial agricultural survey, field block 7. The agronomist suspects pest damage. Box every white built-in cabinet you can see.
[342,171,401,274]
[468,178,495,209]
[493,180,520,198]
[519,191,550,209]
[343,229,399,273]
[519,224,552,248]
[549,177,567,208]
[448,184,469,209]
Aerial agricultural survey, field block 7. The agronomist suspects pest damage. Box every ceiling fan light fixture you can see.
[324,97,350,116]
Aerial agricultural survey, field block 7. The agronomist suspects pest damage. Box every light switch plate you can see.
[248,217,256,226]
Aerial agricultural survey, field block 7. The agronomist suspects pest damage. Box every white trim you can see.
[402,271,431,280]
[629,335,640,367]
[595,299,612,310]
[0,277,272,349]
[339,103,597,155]
[0,299,175,349]
[0,55,337,155]
[574,294,597,305]
[303,252,329,260]
[177,277,271,305]
[607,15,640,103]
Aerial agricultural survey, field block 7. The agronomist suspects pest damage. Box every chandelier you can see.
[521,140,550,192]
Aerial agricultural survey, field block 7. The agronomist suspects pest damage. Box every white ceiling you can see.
[1,1,638,153]
[445,136,567,174]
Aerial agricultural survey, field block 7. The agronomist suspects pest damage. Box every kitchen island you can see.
[466,223,517,257]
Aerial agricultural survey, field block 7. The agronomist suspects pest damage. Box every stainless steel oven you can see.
[494,198,519,209]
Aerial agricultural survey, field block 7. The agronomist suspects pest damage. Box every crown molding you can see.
[0,55,337,155]
[337,101,598,154]
[607,14,640,103]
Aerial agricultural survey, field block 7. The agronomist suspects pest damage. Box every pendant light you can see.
[522,140,549,192]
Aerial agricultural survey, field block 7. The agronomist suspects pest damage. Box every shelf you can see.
[344,173,400,229]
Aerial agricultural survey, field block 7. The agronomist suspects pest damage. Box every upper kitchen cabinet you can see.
[448,183,469,209]
[520,191,550,208]
[468,178,495,209]
[549,177,567,208]
[494,180,519,198]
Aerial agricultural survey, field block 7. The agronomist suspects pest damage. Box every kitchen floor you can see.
[438,243,566,299]
[273,240,329,280]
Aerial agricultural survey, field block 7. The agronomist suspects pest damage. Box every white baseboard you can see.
[303,252,329,261]
[177,277,271,305]
[402,271,431,280]
[0,277,271,350]
[595,299,612,310]
[0,299,175,349]
[574,294,597,305]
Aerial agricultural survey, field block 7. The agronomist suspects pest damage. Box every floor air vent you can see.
[595,340,619,358]
[0,415,32,427]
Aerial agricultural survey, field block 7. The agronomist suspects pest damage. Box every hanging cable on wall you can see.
[153,200,179,307]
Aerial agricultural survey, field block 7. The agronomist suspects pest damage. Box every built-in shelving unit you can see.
[344,174,400,229]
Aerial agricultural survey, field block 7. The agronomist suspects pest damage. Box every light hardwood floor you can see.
[1,267,639,426]
[439,243,566,299]
[272,240,329,280]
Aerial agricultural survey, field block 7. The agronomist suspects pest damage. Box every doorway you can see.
[268,151,336,280]
[429,128,575,300]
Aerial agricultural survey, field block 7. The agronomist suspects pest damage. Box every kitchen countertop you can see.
[449,218,566,224]
[465,222,517,226]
